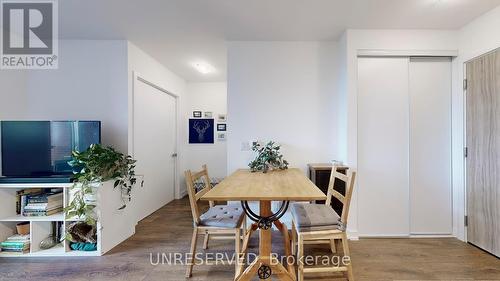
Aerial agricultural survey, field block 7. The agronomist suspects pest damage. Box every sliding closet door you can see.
[409,58,452,235]
[358,57,410,236]
[466,50,500,257]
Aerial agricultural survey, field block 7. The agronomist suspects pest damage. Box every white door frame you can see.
[130,71,180,200]
[463,62,468,243]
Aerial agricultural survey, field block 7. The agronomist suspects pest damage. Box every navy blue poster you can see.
[189,119,214,144]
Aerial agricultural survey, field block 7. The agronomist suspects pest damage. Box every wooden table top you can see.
[201,168,326,201]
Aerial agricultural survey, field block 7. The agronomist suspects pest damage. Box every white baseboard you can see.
[409,234,455,238]
[347,231,359,240]
[356,234,456,239]
[177,190,187,199]
[358,234,410,238]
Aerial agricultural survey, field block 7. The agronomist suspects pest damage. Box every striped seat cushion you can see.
[199,205,244,228]
[291,203,344,232]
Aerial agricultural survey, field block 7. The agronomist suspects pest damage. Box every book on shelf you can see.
[1,234,30,253]
[1,242,30,248]
[26,192,63,203]
[54,221,64,242]
[5,234,29,242]
[24,202,63,211]
[16,189,43,214]
[23,207,63,217]
[18,190,64,216]
[0,248,30,253]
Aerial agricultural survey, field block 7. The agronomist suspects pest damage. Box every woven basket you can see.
[16,222,30,235]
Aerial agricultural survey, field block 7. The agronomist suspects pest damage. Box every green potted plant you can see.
[64,144,142,249]
[248,141,289,173]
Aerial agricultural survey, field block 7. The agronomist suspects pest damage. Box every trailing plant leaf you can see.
[248,141,289,173]
[65,144,143,227]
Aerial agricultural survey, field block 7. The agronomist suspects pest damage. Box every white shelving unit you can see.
[0,183,102,257]
[0,213,65,222]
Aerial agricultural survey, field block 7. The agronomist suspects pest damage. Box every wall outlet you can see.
[241,141,251,151]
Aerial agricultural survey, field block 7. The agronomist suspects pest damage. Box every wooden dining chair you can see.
[291,166,356,281]
[184,165,246,278]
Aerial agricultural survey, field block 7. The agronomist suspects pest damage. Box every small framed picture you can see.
[204,111,213,118]
[217,114,227,122]
[193,111,202,118]
[217,132,226,141]
[217,123,227,131]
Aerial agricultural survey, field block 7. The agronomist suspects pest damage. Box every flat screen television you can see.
[0,121,101,183]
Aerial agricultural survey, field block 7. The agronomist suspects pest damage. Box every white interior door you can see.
[409,57,452,235]
[133,77,176,221]
[357,57,410,236]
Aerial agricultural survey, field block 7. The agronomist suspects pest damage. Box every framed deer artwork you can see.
[189,118,214,144]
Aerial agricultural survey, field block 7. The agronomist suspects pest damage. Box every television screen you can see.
[0,121,101,177]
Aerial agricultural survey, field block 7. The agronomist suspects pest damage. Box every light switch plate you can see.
[241,141,251,151]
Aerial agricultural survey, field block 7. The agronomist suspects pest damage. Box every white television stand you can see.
[0,181,136,257]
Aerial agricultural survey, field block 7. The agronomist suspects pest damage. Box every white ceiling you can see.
[59,0,500,82]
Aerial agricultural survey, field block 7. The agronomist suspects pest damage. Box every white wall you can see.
[227,41,341,174]
[0,25,27,120]
[336,33,349,163]
[459,5,500,61]
[0,71,28,120]
[184,82,227,180]
[341,29,459,238]
[26,40,129,152]
[453,5,500,241]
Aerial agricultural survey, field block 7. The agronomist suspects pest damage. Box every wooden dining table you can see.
[201,168,326,281]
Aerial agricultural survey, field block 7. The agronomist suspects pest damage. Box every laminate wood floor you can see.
[0,197,499,281]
